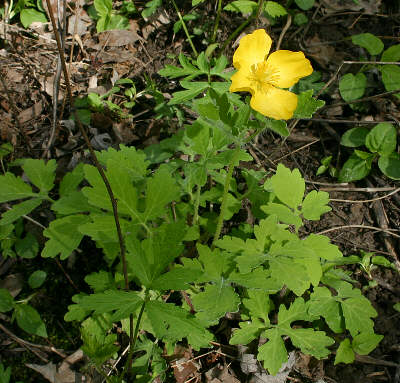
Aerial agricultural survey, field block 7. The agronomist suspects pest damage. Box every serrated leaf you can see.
[224,0,257,15]
[277,298,310,328]
[335,338,355,364]
[365,122,396,155]
[303,234,342,261]
[52,191,93,215]
[352,33,384,55]
[381,44,400,62]
[42,215,90,259]
[151,267,202,291]
[258,328,288,375]
[271,164,305,209]
[85,271,115,293]
[265,1,287,17]
[352,332,383,355]
[243,290,271,324]
[168,82,209,105]
[23,159,56,193]
[293,90,325,118]
[0,172,36,203]
[262,203,302,228]
[159,53,200,79]
[301,190,331,220]
[340,127,369,147]
[339,73,367,102]
[341,297,377,337]
[0,198,42,226]
[0,289,14,312]
[230,319,265,345]
[15,304,47,337]
[146,301,213,349]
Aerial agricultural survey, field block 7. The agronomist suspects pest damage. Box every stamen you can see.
[248,61,280,93]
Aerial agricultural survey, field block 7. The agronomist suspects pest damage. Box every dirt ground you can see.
[0,0,400,382]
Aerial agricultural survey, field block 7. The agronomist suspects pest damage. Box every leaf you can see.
[271,164,305,209]
[301,191,331,220]
[159,53,200,79]
[338,151,373,182]
[94,0,112,16]
[351,33,384,55]
[20,8,47,28]
[303,234,342,261]
[243,290,271,324]
[0,172,35,203]
[258,328,288,375]
[79,290,142,321]
[381,44,400,62]
[381,65,400,95]
[339,73,367,102]
[378,153,400,180]
[42,215,90,259]
[22,159,56,193]
[264,118,289,136]
[141,0,162,18]
[15,304,47,337]
[335,339,355,364]
[15,232,39,259]
[341,297,377,337]
[0,289,14,312]
[230,320,265,345]
[294,12,308,25]
[295,0,314,10]
[352,332,383,355]
[262,203,302,228]
[264,1,287,17]
[169,82,209,105]
[0,198,42,226]
[277,298,310,328]
[28,270,47,289]
[286,327,333,358]
[151,267,202,291]
[293,90,325,118]
[146,301,213,349]
[0,363,11,383]
[223,0,257,15]
[365,122,396,155]
[340,127,369,148]
[85,271,115,293]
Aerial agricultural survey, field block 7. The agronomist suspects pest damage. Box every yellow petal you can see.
[229,67,254,94]
[266,50,313,88]
[250,86,298,120]
[233,29,272,70]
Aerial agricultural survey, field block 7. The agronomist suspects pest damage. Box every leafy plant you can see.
[0,0,47,27]
[92,0,129,32]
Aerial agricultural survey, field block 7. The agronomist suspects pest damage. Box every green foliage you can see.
[0,363,12,383]
[339,73,367,102]
[93,0,129,32]
[295,0,315,11]
[351,33,384,55]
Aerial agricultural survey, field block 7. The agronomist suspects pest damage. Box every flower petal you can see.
[250,86,298,120]
[229,67,254,94]
[266,50,313,88]
[233,29,272,70]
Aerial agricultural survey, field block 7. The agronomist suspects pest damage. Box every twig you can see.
[276,14,291,51]
[273,138,320,163]
[329,188,400,204]
[304,118,393,124]
[316,225,400,239]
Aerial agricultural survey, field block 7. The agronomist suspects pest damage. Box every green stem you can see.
[212,147,241,248]
[170,0,198,57]
[211,0,223,43]
[193,183,201,224]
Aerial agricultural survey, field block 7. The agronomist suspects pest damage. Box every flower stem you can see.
[170,0,198,57]
[211,0,223,43]
[212,147,241,248]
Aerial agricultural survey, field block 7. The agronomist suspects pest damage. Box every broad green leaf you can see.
[94,0,112,16]
[0,172,35,203]
[151,267,202,291]
[230,320,265,345]
[294,12,308,25]
[381,44,400,62]
[258,328,287,375]
[184,122,211,156]
[85,271,115,293]
[264,118,289,137]
[15,232,39,259]
[108,14,129,30]
[79,215,129,243]
[22,159,56,193]
[338,152,373,182]
[265,1,287,17]
[381,65,400,95]
[28,270,47,288]
[20,8,47,28]
[169,82,209,105]
[303,234,342,261]
[286,327,333,358]
[42,215,90,259]
[293,90,325,118]
[340,127,369,148]
[146,301,213,350]
[0,198,42,226]
[339,73,367,102]
[15,304,47,337]
[271,164,304,209]
[301,191,331,220]
[351,33,384,55]
[378,153,400,180]
[229,268,283,291]
[196,52,209,73]
[52,191,93,215]
[341,297,377,337]
[295,0,314,10]
[243,290,271,324]
[223,0,257,15]
[365,122,396,155]
[142,0,162,18]
[352,332,383,355]
[79,290,142,321]
[335,339,355,364]
[0,363,11,383]
[0,289,14,312]
[262,203,302,228]
[64,294,91,322]
[277,298,310,328]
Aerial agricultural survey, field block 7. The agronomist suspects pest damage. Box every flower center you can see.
[248,61,280,93]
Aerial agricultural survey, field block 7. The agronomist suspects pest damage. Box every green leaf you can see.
[169,81,209,105]
[85,271,115,293]
[141,0,162,18]
[293,90,325,118]
[0,172,35,203]
[303,234,342,261]
[15,304,47,337]
[294,12,308,25]
[223,0,257,15]
[339,73,367,102]
[338,151,373,182]
[264,1,287,17]
[262,203,302,228]
[28,270,47,288]
[159,53,200,79]
[243,290,271,324]
[381,44,400,62]
[365,122,396,155]
[271,164,304,209]
[20,8,47,27]
[94,0,112,16]
[230,320,265,345]
[295,0,314,10]
[151,267,202,291]
[264,118,289,137]
[22,159,56,193]
[341,127,369,147]
[0,198,42,226]
[146,301,213,350]
[0,143,13,159]
[108,14,129,30]
[351,33,384,55]
[352,332,383,355]
[15,232,39,259]
[79,290,142,321]
[381,64,400,95]
[258,328,287,375]
[335,339,355,364]
[0,363,11,383]
[301,191,331,220]
[341,297,377,337]
[0,289,14,312]
[378,153,400,180]
[42,215,90,259]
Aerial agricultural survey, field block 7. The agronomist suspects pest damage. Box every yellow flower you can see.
[229,29,313,120]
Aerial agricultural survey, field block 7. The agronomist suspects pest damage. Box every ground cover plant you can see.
[0,0,400,382]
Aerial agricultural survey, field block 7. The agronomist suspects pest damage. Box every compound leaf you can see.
[301,191,331,220]
[22,159,56,193]
[258,328,287,375]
